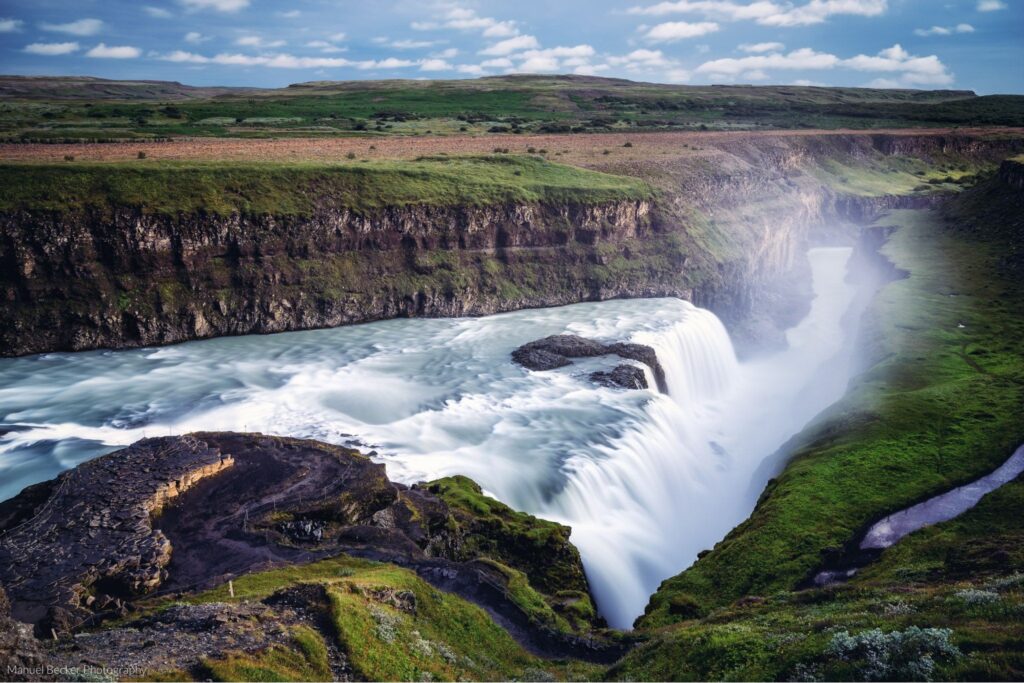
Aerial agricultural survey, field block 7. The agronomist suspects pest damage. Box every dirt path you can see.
[2,127,1020,167]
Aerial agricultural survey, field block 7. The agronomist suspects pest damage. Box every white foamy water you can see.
[0,247,859,628]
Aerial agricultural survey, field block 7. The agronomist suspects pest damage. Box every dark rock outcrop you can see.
[0,433,623,661]
[0,586,49,681]
[512,334,667,392]
[0,436,233,635]
[590,364,648,390]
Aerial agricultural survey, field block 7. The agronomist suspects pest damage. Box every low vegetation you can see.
[140,556,601,682]
[0,155,651,215]
[2,75,1022,141]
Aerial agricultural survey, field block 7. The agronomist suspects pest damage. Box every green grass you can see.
[640,201,1024,629]
[3,75,1022,140]
[200,626,333,682]
[0,155,651,215]
[138,554,601,682]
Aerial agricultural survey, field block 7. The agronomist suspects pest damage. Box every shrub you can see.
[602,149,610,155]
[623,141,633,147]
[825,627,961,681]
[137,151,147,159]
[63,155,74,162]
[346,152,356,160]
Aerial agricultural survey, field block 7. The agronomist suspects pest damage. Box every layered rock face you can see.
[0,436,233,633]
[2,133,1020,357]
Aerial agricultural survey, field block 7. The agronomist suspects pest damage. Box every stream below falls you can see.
[0,247,863,628]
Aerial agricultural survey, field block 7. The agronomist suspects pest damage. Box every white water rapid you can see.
[0,247,860,628]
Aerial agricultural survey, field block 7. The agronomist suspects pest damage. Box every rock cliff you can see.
[1,132,1021,356]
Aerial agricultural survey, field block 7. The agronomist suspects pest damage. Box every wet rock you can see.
[589,364,648,390]
[512,334,667,392]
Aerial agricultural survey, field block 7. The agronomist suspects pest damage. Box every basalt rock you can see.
[590,364,649,390]
[0,436,233,636]
[512,334,667,392]
[0,433,617,660]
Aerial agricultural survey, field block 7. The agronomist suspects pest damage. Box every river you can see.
[0,246,860,628]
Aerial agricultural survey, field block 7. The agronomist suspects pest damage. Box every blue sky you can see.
[0,0,1021,94]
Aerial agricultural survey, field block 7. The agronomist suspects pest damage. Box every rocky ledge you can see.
[0,436,233,633]
[0,433,627,664]
[511,334,667,392]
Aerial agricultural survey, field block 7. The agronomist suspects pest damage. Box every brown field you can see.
[2,128,1021,169]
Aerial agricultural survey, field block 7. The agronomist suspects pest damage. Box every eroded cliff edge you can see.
[2,133,1021,356]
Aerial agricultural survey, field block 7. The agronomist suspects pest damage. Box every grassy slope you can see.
[640,201,1024,627]
[136,555,600,682]
[612,179,1024,679]
[2,75,1022,140]
[0,155,650,215]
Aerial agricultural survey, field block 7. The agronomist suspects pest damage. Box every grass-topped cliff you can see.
[0,155,650,215]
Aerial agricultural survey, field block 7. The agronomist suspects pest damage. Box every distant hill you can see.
[0,73,1019,141]
[0,75,254,100]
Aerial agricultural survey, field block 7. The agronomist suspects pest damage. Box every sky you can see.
[0,0,1021,94]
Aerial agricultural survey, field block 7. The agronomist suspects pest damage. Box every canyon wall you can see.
[1,133,1021,356]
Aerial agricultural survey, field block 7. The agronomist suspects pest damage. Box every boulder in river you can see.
[511,334,667,392]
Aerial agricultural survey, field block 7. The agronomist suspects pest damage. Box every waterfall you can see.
[0,248,861,633]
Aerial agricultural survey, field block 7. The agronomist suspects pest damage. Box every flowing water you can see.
[0,246,860,628]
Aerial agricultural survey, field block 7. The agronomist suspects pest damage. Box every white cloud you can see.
[481,57,513,68]
[358,57,416,70]
[200,52,413,71]
[479,34,539,55]
[40,18,103,36]
[184,31,209,43]
[305,40,344,53]
[482,21,518,37]
[457,64,487,75]
[977,0,1006,10]
[385,39,440,49]
[86,43,141,59]
[420,58,453,71]
[697,47,840,74]
[694,43,952,86]
[741,68,770,80]
[609,48,672,68]
[23,41,79,55]
[643,21,719,42]
[144,7,173,18]
[516,55,560,72]
[520,45,596,59]
[914,23,974,36]
[236,36,286,48]
[740,41,784,52]
[435,47,459,58]
[179,0,250,12]
[415,7,520,38]
[329,32,347,42]
[574,63,611,75]
[278,10,301,18]
[792,78,826,86]
[843,43,952,84]
[0,18,24,32]
[627,0,887,27]
[161,50,209,63]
